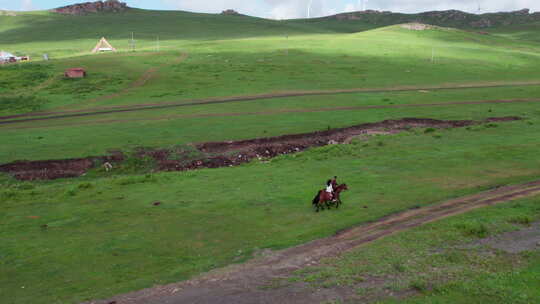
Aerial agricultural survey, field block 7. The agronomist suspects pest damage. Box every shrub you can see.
[424,128,436,133]
[65,188,77,196]
[456,222,489,238]
[508,215,532,226]
[77,182,93,190]
[409,279,428,292]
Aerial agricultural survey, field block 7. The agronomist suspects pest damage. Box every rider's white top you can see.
[326,185,333,193]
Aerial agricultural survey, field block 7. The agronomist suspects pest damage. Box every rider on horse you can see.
[326,177,338,202]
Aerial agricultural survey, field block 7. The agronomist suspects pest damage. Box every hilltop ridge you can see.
[323,8,539,29]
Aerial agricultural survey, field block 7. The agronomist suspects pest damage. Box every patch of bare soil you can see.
[0,154,123,181]
[86,180,540,304]
[0,116,520,181]
[472,221,540,253]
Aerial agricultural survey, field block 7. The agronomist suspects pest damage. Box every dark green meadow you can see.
[2,7,540,304]
[3,116,540,303]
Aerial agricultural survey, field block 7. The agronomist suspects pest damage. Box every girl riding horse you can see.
[312,183,349,212]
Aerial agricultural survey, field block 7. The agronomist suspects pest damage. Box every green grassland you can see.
[2,118,540,304]
[2,7,540,304]
[2,14,540,162]
[291,195,540,303]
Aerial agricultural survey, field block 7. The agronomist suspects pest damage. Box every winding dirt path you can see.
[88,180,540,304]
[83,53,189,104]
[1,80,539,124]
[1,98,539,128]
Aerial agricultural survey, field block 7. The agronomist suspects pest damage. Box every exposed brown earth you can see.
[0,116,520,180]
[1,81,539,124]
[86,180,540,304]
[468,221,540,254]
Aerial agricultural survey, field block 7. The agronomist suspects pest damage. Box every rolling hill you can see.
[1,4,540,304]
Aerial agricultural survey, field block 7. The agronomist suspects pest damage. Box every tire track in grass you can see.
[91,180,540,304]
[1,80,539,123]
[1,98,539,129]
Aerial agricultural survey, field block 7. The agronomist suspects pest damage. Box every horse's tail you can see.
[312,190,321,205]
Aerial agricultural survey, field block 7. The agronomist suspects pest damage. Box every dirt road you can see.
[88,179,540,304]
[1,81,539,125]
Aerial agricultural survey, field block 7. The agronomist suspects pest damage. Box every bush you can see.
[77,182,93,190]
[508,216,532,226]
[409,279,428,292]
[456,222,489,238]
[65,188,77,196]
[424,128,436,133]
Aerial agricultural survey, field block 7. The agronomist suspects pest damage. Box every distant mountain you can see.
[320,8,539,29]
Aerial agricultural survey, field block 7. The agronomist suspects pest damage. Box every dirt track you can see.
[83,53,189,104]
[0,116,519,180]
[1,98,538,131]
[87,179,540,304]
[1,81,539,125]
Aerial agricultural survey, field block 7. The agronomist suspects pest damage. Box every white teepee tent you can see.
[92,37,116,53]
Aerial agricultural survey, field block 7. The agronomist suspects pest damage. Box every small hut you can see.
[92,37,116,53]
[0,50,16,63]
[65,68,87,78]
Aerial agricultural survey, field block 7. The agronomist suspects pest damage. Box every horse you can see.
[312,184,349,212]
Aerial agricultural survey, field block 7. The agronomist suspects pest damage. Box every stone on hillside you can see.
[401,23,435,31]
[52,0,128,15]
[221,9,240,16]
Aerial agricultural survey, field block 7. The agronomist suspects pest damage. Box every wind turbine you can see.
[477,0,481,13]
[307,0,314,18]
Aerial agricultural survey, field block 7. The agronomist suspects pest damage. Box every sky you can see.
[1,1,539,19]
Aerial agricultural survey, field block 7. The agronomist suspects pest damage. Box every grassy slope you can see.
[2,117,540,304]
[0,9,324,57]
[292,195,540,303]
[2,85,540,163]
[2,21,540,162]
[2,13,540,114]
[2,8,540,304]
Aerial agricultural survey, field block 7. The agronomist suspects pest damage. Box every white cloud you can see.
[21,0,34,10]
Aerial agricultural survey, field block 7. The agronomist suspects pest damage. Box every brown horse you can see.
[312,184,349,212]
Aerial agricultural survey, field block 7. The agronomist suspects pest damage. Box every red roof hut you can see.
[64,68,87,78]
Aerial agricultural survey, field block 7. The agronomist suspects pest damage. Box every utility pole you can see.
[130,32,135,52]
[286,34,289,56]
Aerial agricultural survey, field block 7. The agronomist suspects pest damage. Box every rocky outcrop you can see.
[327,8,540,29]
[221,9,241,16]
[52,0,128,15]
